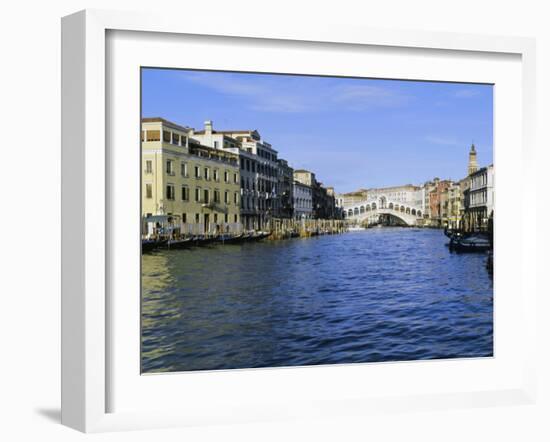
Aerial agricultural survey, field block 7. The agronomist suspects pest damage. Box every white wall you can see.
[1,1,548,441]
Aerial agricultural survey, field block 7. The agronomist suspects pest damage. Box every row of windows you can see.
[146,159,239,184]
[257,148,277,162]
[470,173,489,190]
[141,129,188,146]
[241,176,276,193]
[177,213,238,224]
[470,189,488,205]
[145,183,239,205]
[293,197,312,209]
[241,196,272,211]
[240,158,277,177]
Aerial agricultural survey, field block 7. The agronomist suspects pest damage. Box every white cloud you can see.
[180,72,410,113]
[452,88,480,98]
[425,135,463,147]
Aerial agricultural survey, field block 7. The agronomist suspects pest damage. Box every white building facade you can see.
[293,181,313,219]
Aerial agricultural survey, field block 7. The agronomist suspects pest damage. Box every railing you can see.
[179,222,243,236]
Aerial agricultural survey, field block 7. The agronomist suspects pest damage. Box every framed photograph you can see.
[61,9,538,432]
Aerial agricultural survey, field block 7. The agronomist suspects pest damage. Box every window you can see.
[224,191,229,204]
[195,213,200,223]
[234,214,238,223]
[145,183,152,199]
[214,141,219,149]
[224,170,229,183]
[145,160,153,174]
[146,130,160,141]
[203,189,209,204]
[213,169,219,181]
[172,133,180,145]
[214,190,220,203]
[204,167,210,180]
[224,214,228,223]
[214,214,218,223]
[194,166,201,178]
[234,173,238,184]
[195,188,200,202]
[163,130,171,142]
[181,162,188,177]
[234,192,239,205]
[181,186,189,201]
[166,160,174,175]
[166,184,175,200]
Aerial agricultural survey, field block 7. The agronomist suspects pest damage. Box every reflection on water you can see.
[141,228,493,373]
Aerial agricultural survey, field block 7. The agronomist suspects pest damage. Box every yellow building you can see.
[141,118,241,237]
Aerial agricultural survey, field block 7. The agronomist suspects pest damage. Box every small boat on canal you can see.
[141,238,158,253]
[216,233,247,245]
[246,231,271,242]
[166,237,194,249]
[448,233,491,253]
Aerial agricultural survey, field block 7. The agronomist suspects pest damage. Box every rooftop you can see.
[141,117,190,133]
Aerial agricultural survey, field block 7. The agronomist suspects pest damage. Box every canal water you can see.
[141,228,493,373]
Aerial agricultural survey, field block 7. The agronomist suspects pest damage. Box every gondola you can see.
[449,233,491,253]
[141,239,158,253]
[216,233,247,245]
[166,237,194,249]
[193,235,217,247]
[246,232,271,242]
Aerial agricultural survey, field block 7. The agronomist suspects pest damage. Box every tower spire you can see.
[468,142,478,175]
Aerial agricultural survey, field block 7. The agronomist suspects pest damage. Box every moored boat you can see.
[450,233,491,253]
[141,239,158,253]
[246,231,271,242]
[166,238,194,249]
[216,233,247,244]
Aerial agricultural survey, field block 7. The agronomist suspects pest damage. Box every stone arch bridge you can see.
[344,196,423,226]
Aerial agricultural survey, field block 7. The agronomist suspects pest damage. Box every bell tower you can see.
[468,143,478,175]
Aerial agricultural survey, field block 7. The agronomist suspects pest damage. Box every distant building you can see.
[429,179,452,227]
[293,180,312,220]
[294,170,336,219]
[464,165,494,231]
[277,159,294,219]
[338,189,369,207]
[367,184,421,205]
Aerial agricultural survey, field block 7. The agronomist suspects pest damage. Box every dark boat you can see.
[141,239,158,253]
[246,232,271,242]
[217,233,247,244]
[166,238,194,249]
[450,233,491,253]
[193,235,216,247]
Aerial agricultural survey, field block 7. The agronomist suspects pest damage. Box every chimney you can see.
[204,120,213,134]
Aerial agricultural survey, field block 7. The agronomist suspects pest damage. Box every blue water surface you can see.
[141,228,493,373]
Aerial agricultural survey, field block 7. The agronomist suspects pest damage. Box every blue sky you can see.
[142,68,493,193]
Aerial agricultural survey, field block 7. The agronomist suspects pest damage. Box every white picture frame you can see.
[61,9,538,433]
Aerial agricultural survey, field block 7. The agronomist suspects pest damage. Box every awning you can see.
[143,215,170,223]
